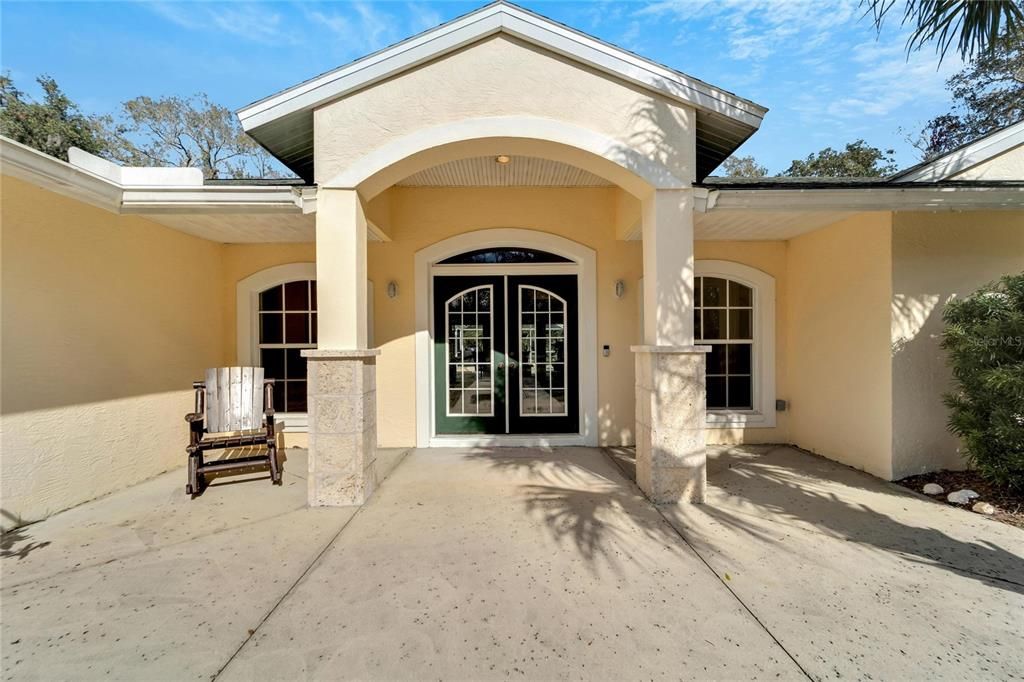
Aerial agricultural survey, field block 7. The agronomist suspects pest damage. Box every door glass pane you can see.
[445,285,494,416]
[519,286,568,417]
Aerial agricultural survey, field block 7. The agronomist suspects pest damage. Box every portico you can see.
[238,3,766,507]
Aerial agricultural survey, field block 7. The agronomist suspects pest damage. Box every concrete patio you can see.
[2,445,1022,680]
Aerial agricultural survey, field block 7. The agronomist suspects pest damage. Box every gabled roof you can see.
[237,0,768,183]
[891,119,1024,182]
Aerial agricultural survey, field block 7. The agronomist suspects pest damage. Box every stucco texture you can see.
[1,176,224,529]
[786,212,895,479]
[891,210,1024,478]
[314,35,696,191]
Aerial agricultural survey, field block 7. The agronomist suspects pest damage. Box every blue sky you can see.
[1,0,964,174]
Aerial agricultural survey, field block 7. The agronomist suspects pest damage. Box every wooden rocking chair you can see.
[185,367,281,495]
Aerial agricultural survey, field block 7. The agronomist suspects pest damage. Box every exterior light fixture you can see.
[387,281,399,299]
[614,279,626,298]
[495,155,511,164]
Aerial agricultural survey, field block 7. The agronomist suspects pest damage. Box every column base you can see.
[302,349,381,507]
[631,345,711,504]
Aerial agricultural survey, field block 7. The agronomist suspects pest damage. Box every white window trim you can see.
[237,263,317,432]
[414,229,598,448]
[695,260,776,429]
[444,284,496,418]
[517,284,570,418]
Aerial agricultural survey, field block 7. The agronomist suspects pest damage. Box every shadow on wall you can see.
[890,291,963,476]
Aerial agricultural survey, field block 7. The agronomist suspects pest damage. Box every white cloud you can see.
[638,0,858,63]
[304,1,401,54]
[148,2,296,45]
[826,40,963,118]
[407,3,442,34]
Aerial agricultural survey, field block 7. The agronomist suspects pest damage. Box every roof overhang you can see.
[699,184,1024,212]
[892,120,1024,182]
[0,136,321,243]
[688,183,1024,240]
[237,1,768,183]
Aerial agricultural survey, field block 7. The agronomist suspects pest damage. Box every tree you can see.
[942,273,1024,490]
[916,31,1024,157]
[783,140,899,177]
[721,155,768,178]
[863,0,1024,64]
[0,74,113,160]
[111,93,285,179]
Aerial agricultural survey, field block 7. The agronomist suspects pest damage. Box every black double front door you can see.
[433,274,579,435]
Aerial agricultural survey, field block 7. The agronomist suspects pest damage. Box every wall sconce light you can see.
[614,279,626,299]
[387,281,399,299]
[495,154,511,164]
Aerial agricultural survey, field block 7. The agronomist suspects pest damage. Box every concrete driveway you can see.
[2,445,1022,680]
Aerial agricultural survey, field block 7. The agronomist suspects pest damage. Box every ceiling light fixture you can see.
[495,155,511,164]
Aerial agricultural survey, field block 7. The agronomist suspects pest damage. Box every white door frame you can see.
[414,229,598,448]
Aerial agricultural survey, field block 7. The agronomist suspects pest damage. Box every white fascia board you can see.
[1,137,122,211]
[237,3,766,131]
[2,136,310,215]
[120,186,305,214]
[708,186,1024,211]
[893,121,1024,182]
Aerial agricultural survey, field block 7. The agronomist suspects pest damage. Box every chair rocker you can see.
[185,367,281,495]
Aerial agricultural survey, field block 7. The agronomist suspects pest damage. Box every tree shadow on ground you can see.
[654,446,1024,596]
[462,448,688,576]
[0,510,51,560]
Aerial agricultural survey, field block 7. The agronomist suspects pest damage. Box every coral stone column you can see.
[632,188,710,503]
[304,188,378,506]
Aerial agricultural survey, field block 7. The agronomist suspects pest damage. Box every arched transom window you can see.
[258,280,317,413]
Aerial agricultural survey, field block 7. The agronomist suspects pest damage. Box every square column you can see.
[302,349,380,506]
[633,188,709,503]
[306,188,377,507]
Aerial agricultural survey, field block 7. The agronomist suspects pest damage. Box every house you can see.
[2,1,1022,530]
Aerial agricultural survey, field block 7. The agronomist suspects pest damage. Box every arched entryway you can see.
[414,229,598,447]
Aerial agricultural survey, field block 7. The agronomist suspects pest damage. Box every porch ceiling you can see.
[396,156,614,187]
[694,210,855,241]
[136,211,315,243]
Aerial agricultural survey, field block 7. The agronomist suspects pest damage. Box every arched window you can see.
[695,261,776,427]
[257,280,317,413]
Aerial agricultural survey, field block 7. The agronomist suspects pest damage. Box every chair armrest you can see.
[185,412,205,424]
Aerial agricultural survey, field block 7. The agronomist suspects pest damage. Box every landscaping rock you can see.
[972,502,996,515]
[947,489,980,505]
[922,483,944,495]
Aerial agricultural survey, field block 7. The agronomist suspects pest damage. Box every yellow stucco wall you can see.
[366,186,643,447]
[696,240,789,445]
[891,210,1024,478]
[1,176,224,529]
[220,243,316,362]
[786,212,895,479]
[314,35,696,188]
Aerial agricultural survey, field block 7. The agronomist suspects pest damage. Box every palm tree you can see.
[864,0,1024,63]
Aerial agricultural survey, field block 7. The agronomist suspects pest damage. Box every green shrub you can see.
[942,273,1024,490]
